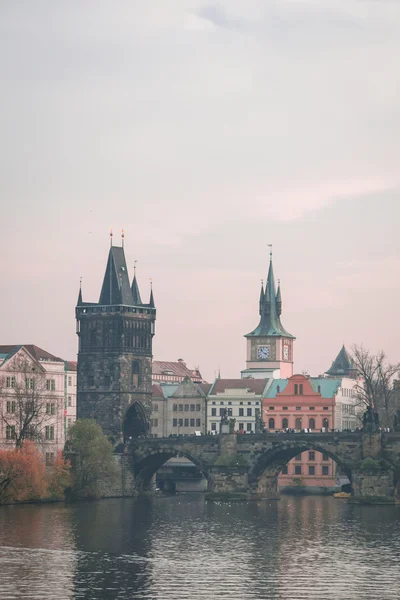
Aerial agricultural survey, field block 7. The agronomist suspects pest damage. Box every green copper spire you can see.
[245,252,295,339]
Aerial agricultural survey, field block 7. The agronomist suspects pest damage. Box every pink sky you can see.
[0,1,399,381]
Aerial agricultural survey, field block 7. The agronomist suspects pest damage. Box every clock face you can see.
[283,345,289,360]
[257,346,270,360]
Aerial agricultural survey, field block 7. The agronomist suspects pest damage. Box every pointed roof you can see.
[99,246,134,306]
[131,274,142,305]
[246,255,295,339]
[77,284,83,306]
[170,375,206,398]
[149,285,155,308]
[326,345,354,377]
[259,282,264,315]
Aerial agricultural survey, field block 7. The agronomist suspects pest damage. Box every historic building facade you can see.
[152,359,205,384]
[241,253,295,379]
[76,239,156,445]
[0,344,76,460]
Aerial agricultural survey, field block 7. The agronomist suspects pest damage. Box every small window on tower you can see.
[132,361,140,387]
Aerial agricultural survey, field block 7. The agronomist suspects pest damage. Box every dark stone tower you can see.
[76,238,156,445]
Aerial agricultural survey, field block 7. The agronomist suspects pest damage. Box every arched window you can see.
[132,361,140,387]
[309,418,315,430]
[294,384,298,395]
[282,418,288,429]
[277,385,280,393]
[295,417,302,430]
[322,417,329,429]
[268,417,275,430]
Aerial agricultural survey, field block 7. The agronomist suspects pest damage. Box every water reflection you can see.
[0,496,399,599]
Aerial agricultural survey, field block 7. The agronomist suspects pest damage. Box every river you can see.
[0,495,399,600]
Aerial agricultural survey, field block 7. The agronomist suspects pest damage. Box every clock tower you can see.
[241,252,295,379]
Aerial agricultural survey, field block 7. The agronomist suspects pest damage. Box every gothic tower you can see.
[241,252,295,379]
[76,237,156,445]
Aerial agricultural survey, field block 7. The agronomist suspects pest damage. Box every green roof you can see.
[309,378,342,398]
[264,379,289,398]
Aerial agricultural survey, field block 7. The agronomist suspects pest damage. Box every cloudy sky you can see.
[1,0,399,381]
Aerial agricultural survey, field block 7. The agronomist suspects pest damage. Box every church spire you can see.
[276,280,282,316]
[149,280,155,308]
[131,261,142,305]
[99,243,134,306]
[259,281,264,315]
[77,278,83,306]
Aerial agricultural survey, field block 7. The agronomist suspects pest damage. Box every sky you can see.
[0,0,399,382]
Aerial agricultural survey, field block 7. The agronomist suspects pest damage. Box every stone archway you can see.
[132,446,212,493]
[123,401,148,443]
[248,442,353,499]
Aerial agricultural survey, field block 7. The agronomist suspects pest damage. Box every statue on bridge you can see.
[255,408,265,434]
[219,408,230,434]
[363,405,380,434]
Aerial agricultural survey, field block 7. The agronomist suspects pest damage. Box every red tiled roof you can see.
[152,360,193,377]
[0,344,64,363]
[210,378,268,395]
[200,383,212,395]
[152,383,164,397]
[66,361,77,371]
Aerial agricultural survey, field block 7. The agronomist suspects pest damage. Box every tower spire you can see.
[276,279,282,316]
[77,278,83,306]
[131,260,142,305]
[149,279,155,308]
[259,280,264,315]
[110,228,113,247]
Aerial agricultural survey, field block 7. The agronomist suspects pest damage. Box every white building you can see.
[0,344,77,462]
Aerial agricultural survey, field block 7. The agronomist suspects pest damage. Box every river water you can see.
[0,495,399,600]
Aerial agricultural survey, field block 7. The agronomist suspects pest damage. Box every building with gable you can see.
[152,359,205,384]
[0,344,77,461]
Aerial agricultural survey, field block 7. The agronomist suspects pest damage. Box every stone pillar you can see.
[351,469,395,504]
[361,432,381,459]
[218,433,237,456]
[249,471,280,500]
[208,466,248,499]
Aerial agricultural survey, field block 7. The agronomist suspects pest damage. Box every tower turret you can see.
[259,282,264,315]
[276,281,282,317]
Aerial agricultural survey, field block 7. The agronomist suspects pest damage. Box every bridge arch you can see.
[123,401,148,443]
[248,439,354,497]
[131,444,212,492]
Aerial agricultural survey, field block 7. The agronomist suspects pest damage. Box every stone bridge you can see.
[122,432,400,503]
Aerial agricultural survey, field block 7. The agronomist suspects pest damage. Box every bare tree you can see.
[351,345,400,427]
[0,355,57,448]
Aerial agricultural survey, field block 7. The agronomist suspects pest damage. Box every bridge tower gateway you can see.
[76,235,156,446]
[242,250,295,379]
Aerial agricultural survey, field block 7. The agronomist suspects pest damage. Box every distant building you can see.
[152,359,205,384]
[0,344,77,460]
[325,345,357,378]
[151,377,211,437]
[207,378,268,434]
[263,373,361,493]
[241,252,295,379]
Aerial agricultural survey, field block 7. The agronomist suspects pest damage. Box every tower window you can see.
[132,361,140,387]
[294,384,298,395]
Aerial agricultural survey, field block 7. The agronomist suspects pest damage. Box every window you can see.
[268,418,275,429]
[269,406,275,411]
[6,400,15,413]
[310,406,315,411]
[196,404,201,411]
[220,401,224,405]
[228,401,232,405]
[179,404,183,411]
[184,404,189,411]
[309,418,315,430]
[239,408,244,417]
[282,418,288,429]
[184,418,189,426]
[295,454,302,461]
[212,401,216,405]
[239,401,243,405]
[211,408,217,416]
[45,426,54,441]
[6,376,16,388]
[283,406,288,411]
[173,404,178,411]
[281,466,288,474]
[132,361,140,386]
[104,375,111,386]
[227,408,233,417]
[294,465,302,475]
[246,423,252,432]
[299,384,303,395]
[68,376,72,386]
[322,418,329,429]
[317,385,321,393]
[178,419,183,427]
[153,404,158,412]
[6,425,16,440]
[173,419,177,427]
[309,466,315,475]
[46,403,56,415]
[45,452,55,466]
[239,423,244,431]
[25,378,34,389]
[323,406,329,411]
[46,379,56,391]
[88,376,94,387]
[190,404,195,412]
[247,408,252,417]
[309,451,315,461]
[211,423,217,431]
[190,418,195,427]
[247,402,252,406]
[322,466,329,476]
[196,419,201,427]
[151,418,158,427]
[295,417,302,430]
[296,407,301,411]
[68,396,72,407]
[322,453,329,461]
[219,408,225,417]
[294,384,298,395]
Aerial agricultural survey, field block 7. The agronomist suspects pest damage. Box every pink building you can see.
[263,373,359,493]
